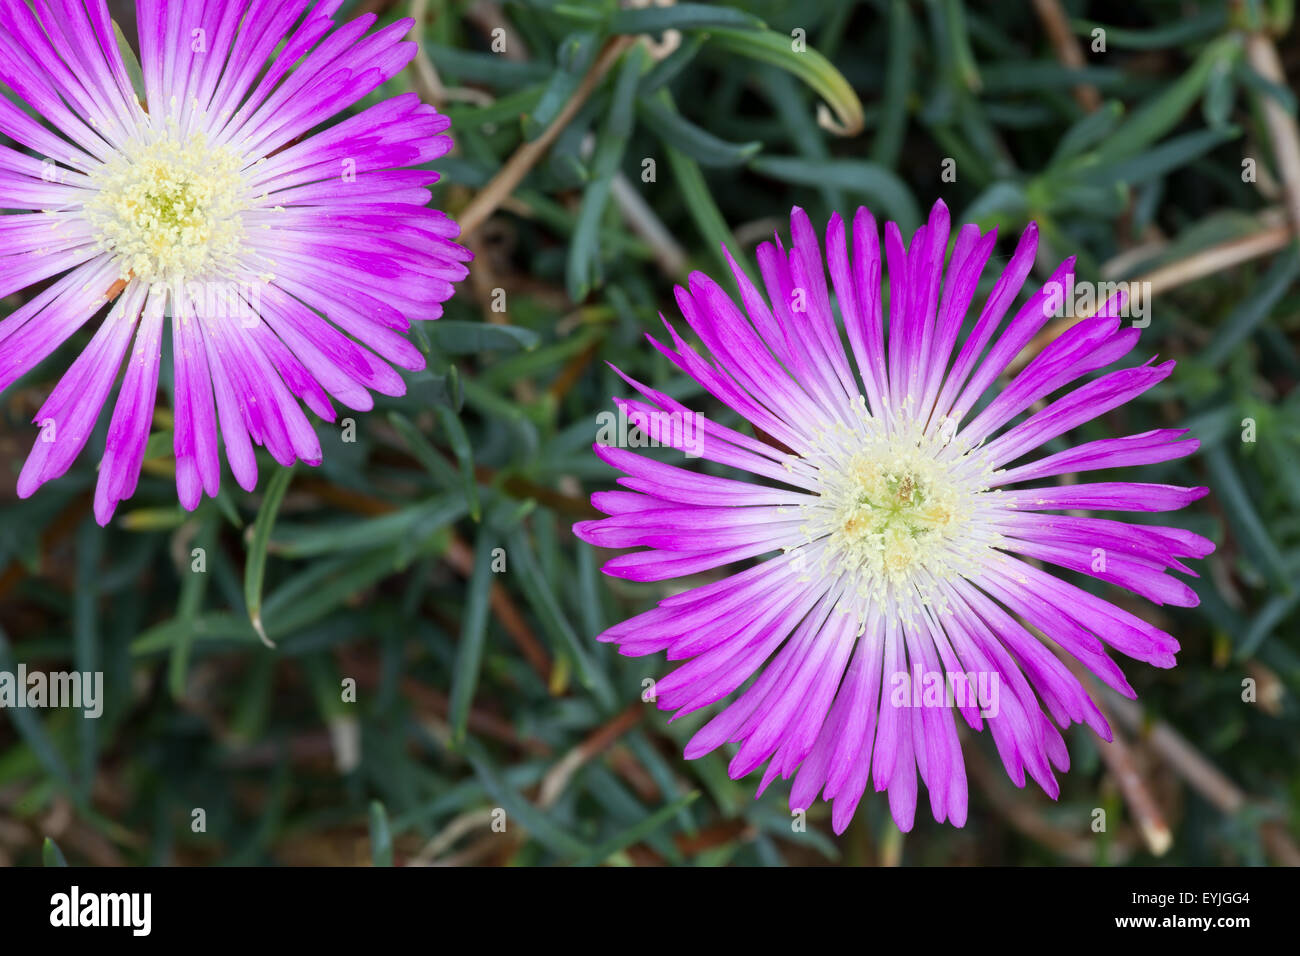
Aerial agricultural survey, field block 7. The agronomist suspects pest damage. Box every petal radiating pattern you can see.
[0,0,470,522]
[576,201,1213,832]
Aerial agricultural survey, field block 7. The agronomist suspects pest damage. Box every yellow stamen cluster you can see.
[85,130,248,285]
[795,419,997,605]
[828,447,967,582]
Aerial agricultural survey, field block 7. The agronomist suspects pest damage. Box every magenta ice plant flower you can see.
[0,1,470,523]
[575,200,1214,833]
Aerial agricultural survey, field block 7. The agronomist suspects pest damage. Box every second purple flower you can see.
[576,200,1213,833]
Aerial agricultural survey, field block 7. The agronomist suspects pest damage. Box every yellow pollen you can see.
[793,418,999,609]
[830,452,964,581]
[85,130,247,285]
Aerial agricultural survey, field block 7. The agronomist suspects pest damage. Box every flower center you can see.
[795,422,997,603]
[85,130,248,286]
[829,449,968,579]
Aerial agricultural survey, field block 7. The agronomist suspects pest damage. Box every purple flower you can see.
[0,1,470,523]
[575,201,1213,833]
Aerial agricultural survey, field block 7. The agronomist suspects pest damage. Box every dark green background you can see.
[0,0,1297,866]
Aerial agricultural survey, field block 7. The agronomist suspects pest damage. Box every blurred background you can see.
[1,0,1298,866]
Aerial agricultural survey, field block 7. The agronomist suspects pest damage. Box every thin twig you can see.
[964,739,1131,864]
[537,702,643,808]
[456,36,638,238]
[411,807,498,865]
[545,128,691,283]
[409,0,497,107]
[408,0,446,106]
[1012,219,1295,370]
[1064,662,1172,855]
[1243,31,1300,234]
[611,172,688,277]
[446,533,553,682]
[428,703,645,864]
[1102,689,1300,866]
[1032,0,1101,112]
[464,0,529,62]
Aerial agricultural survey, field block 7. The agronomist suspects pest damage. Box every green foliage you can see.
[0,0,1297,867]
